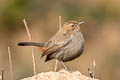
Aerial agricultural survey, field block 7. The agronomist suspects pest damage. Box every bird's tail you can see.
[18,42,46,47]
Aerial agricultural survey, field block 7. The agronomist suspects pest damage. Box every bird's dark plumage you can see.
[18,42,46,47]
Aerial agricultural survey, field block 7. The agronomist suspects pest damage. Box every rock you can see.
[21,69,98,80]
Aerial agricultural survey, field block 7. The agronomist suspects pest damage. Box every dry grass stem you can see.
[54,16,62,71]
[59,16,61,29]
[54,60,58,71]
[8,47,13,80]
[23,19,37,76]
[1,68,4,80]
[93,60,96,78]
[88,60,96,78]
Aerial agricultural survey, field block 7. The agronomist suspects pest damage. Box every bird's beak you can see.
[78,21,85,26]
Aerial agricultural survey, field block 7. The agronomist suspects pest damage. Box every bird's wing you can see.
[41,32,72,57]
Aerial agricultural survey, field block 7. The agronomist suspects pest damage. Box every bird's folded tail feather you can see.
[18,42,46,47]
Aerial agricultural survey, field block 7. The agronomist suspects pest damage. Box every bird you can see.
[18,21,85,70]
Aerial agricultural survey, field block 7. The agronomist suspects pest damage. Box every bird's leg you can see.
[61,61,68,70]
[54,60,58,72]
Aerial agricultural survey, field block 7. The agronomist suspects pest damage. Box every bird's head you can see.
[62,21,85,32]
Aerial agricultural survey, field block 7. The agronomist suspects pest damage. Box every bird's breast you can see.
[61,32,84,62]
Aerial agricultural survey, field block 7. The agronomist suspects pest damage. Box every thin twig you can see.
[1,68,4,80]
[8,47,13,80]
[23,19,37,76]
[88,60,96,78]
[88,68,93,78]
[23,19,31,41]
[93,60,96,78]
[54,60,58,71]
[59,16,61,29]
[54,16,62,71]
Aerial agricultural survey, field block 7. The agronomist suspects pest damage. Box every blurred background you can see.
[0,0,120,80]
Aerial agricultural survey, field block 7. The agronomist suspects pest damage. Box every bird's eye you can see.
[71,24,75,27]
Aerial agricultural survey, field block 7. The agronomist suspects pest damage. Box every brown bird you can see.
[18,21,85,70]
